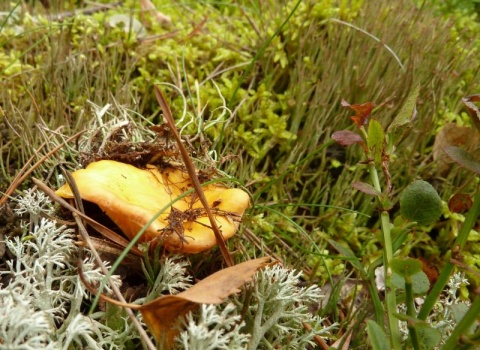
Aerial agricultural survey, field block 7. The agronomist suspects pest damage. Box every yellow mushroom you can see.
[56,160,250,253]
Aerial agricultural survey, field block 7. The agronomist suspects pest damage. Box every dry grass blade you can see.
[303,322,329,350]
[73,216,156,350]
[153,85,234,267]
[32,177,143,257]
[77,264,142,309]
[61,167,85,215]
[0,129,86,208]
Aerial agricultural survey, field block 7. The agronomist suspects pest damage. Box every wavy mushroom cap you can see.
[56,160,250,253]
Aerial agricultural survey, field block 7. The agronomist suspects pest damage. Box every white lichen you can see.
[1,189,335,349]
[13,188,54,225]
[397,272,472,348]
[175,303,249,350]
[175,264,334,350]
[242,264,331,349]
[0,190,127,349]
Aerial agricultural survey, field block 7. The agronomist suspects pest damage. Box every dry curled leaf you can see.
[140,257,270,345]
[79,257,270,348]
[139,0,172,26]
[341,99,373,128]
[443,146,480,175]
[352,181,380,196]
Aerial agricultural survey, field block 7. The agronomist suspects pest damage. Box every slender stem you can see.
[405,275,420,350]
[442,293,480,350]
[418,186,480,320]
[366,276,386,326]
[381,210,401,349]
[368,159,401,349]
[380,211,394,264]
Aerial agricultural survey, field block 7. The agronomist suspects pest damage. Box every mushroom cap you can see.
[56,160,250,253]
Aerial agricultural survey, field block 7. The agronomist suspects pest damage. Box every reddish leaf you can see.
[352,181,380,196]
[332,130,364,147]
[462,94,480,133]
[342,99,373,128]
[448,193,473,214]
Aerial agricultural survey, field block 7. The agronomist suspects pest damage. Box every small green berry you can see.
[400,180,442,226]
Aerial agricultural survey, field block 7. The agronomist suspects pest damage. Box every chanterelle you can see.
[56,160,250,253]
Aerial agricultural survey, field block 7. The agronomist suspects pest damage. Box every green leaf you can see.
[367,320,391,350]
[352,181,381,196]
[392,270,430,295]
[450,304,478,333]
[391,258,422,276]
[393,315,441,350]
[393,312,422,323]
[444,146,480,175]
[400,180,443,226]
[368,119,385,164]
[389,84,420,130]
[327,239,365,273]
[387,85,420,150]
[416,323,442,350]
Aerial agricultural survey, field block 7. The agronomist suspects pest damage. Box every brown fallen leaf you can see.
[79,257,271,348]
[141,257,270,346]
[433,123,480,175]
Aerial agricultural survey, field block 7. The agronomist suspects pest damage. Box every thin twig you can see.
[302,322,329,350]
[60,168,155,349]
[73,215,155,349]
[0,129,86,208]
[154,85,234,267]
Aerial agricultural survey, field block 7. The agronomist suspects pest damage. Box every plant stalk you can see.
[405,275,420,350]
[418,186,480,320]
[442,292,480,350]
[368,160,401,349]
